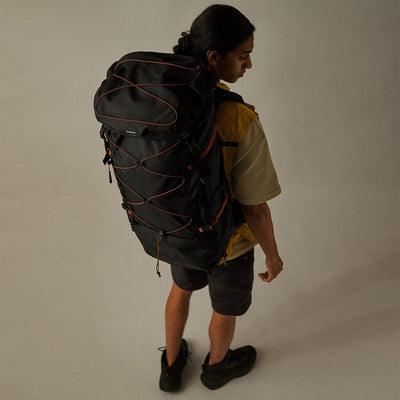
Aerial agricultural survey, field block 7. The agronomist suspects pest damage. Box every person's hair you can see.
[173,4,255,63]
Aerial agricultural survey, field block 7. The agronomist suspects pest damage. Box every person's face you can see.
[208,35,254,83]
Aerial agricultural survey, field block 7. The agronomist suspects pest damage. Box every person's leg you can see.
[165,282,192,366]
[160,267,208,392]
[206,250,255,366]
[208,311,236,365]
[200,250,257,389]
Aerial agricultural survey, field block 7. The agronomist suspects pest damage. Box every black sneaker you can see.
[200,345,257,390]
[159,339,189,392]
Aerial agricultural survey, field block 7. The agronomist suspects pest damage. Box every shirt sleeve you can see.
[231,118,281,205]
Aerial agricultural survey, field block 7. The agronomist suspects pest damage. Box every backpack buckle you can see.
[198,225,212,233]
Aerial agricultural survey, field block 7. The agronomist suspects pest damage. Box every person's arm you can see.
[242,202,283,283]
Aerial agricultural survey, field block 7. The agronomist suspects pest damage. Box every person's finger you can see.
[258,272,270,282]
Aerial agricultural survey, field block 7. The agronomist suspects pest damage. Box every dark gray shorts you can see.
[170,249,254,316]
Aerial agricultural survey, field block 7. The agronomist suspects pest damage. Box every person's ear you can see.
[206,50,219,67]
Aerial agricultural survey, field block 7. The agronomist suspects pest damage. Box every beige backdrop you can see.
[1,0,399,399]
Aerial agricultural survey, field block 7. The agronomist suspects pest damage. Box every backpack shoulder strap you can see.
[213,86,248,226]
[214,86,245,148]
[213,86,245,109]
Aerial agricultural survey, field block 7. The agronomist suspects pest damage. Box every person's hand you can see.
[258,256,283,283]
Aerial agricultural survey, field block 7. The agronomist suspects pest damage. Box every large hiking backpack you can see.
[94,51,236,275]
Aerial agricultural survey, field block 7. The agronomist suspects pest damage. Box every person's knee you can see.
[211,310,236,322]
[171,282,193,299]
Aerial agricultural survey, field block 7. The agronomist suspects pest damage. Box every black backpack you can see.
[94,51,242,275]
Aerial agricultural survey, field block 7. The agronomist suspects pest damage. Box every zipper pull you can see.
[108,164,112,184]
[156,232,163,277]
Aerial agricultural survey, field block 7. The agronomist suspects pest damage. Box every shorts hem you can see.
[211,300,252,317]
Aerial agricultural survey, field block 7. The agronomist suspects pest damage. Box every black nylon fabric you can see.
[94,52,234,271]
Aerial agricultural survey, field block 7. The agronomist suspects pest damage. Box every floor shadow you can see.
[275,307,397,360]
[247,253,399,362]
[259,252,399,330]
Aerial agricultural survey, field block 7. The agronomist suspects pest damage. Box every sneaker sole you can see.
[200,349,256,390]
[201,364,255,390]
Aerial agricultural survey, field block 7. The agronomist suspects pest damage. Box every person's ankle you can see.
[208,351,228,366]
[166,351,179,367]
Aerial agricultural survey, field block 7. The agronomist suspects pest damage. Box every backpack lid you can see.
[94,52,217,135]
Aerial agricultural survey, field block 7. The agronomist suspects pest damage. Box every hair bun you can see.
[173,31,192,54]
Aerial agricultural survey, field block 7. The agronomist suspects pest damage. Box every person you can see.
[159,4,283,391]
